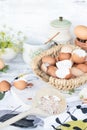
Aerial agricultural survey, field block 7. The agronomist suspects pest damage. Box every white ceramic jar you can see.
[22,38,51,65]
[49,17,72,44]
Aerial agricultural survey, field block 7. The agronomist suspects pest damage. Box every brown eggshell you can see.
[0,59,5,70]
[76,64,87,73]
[42,56,56,65]
[13,80,28,90]
[75,38,87,51]
[55,56,59,62]
[47,66,57,77]
[41,63,48,73]
[82,99,87,104]
[0,80,11,92]
[71,53,86,64]
[64,69,73,79]
[74,25,87,40]
[65,72,73,79]
[71,67,84,77]
[56,68,72,79]
[85,61,87,65]
[58,52,71,61]
[60,45,73,53]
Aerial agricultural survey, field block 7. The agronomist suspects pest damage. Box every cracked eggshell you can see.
[13,80,28,90]
[55,45,73,61]
[0,80,11,92]
[71,49,86,63]
[74,25,87,40]
[56,60,73,69]
[60,45,73,53]
[56,68,72,79]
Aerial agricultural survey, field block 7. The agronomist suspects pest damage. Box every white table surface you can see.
[0,53,87,130]
[0,54,43,130]
[0,0,87,129]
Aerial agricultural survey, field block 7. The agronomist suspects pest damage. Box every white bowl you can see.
[0,48,17,62]
[22,40,51,65]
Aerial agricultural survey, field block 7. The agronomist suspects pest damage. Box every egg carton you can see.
[32,43,87,91]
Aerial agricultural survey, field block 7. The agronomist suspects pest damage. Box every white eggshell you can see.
[60,45,73,53]
[56,60,73,69]
[56,68,70,79]
[72,49,86,57]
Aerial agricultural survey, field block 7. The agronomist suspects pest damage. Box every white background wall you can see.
[0,0,87,37]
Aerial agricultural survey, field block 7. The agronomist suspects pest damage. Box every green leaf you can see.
[68,88,75,95]
[0,65,9,73]
[0,27,26,52]
[0,92,5,100]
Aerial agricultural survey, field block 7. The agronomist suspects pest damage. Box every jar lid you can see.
[50,17,71,28]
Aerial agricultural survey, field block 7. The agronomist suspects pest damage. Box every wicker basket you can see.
[32,44,87,90]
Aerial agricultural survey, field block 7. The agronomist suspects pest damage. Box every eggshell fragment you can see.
[47,66,57,77]
[42,56,56,65]
[0,59,5,70]
[0,80,11,92]
[13,80,28,90]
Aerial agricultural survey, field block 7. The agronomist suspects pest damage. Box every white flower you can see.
[0,25,27,53]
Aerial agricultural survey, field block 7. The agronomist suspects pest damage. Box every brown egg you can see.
[0,59,5,70]
[13,80,28,90]
[71,49,86,63]
[42,56,56,65]
[71,67,84,77]
[76,64,87,73]
[47,66,57,77]
[0,80,11,92]
[74,25,87,40]
[58,52,71,61]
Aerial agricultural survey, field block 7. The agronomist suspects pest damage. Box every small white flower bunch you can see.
[0,25,27,53]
